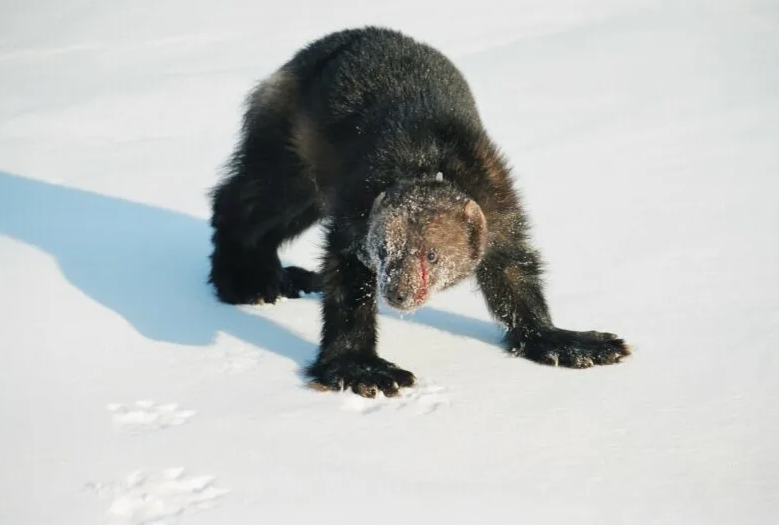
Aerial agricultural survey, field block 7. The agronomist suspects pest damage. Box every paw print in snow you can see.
[86,468,228,524]
[107,400,196,433]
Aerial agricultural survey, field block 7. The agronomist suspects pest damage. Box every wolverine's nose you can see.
[385,288,415,311]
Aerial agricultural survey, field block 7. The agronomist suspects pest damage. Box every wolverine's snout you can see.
[380,260,424,311]
[384,289,426,311]
[384,287,420,311]
[382,277,429,311]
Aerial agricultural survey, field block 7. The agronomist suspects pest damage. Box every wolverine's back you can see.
[284,27,481,135]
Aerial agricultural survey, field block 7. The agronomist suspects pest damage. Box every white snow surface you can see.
[1,1,778,523]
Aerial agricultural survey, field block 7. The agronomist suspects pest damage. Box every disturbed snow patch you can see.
[85,468,229,525]
[341,378,451,415]
[107,400,197,433]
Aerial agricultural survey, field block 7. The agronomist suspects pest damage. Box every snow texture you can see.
[108,401,197,434]
[1,1,778,524]
[85,468,228,524]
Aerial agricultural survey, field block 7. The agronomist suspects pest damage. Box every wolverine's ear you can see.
[463,199,488,261]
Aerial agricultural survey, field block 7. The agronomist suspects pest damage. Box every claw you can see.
[395,370,417,388]
[355,384,378,398]
[306,357,416,398]
[307,381,332,392]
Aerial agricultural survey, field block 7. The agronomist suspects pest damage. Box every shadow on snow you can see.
[0,171,500,373]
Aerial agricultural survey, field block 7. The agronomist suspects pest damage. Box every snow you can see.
[1,0,778,523]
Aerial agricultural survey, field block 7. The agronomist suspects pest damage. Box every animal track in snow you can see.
[107,400,196,433]
[207,344,261,375]
[342,378,451,415]
[86,468,228,525]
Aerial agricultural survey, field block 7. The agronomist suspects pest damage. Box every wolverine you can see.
[208,26,631,398]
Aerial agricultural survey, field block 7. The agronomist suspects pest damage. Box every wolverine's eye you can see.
[426,249,438,263]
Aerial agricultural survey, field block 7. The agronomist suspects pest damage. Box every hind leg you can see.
[260,203,323,301]
[208,69,321,305]
[209,201,321,305]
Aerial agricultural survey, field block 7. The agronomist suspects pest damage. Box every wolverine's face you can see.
[362,182,488,311]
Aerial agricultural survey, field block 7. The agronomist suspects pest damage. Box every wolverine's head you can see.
[362,178,488,311]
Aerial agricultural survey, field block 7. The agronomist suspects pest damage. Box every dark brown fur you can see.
[207,27,630,398]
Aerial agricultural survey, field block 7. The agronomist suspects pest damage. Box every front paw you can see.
[509,328,631,368]
[305,356,417,398]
